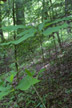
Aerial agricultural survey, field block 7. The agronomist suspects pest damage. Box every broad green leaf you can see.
[16,76,40,91]
[0,85,11,92]
[0,91,10,100]
[44,16,72,28]
[2,25,25,32]
[43,23,68,36]
[38,16,72,31]
[0,85,11,100]
[0,28,37,46]
[13,32,35,45]
[17,28,36,36]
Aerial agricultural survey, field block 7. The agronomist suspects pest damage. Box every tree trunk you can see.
[65,0,72,33]
[0,6,4,42]
[65,0,72,16]
[56,32,62,51]
[42,0,48,21]
[16,0,25,25]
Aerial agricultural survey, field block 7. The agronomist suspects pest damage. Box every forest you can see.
[0,0,72,108]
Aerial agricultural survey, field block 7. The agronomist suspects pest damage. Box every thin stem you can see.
[33,86,46,108]
[12,0,19,83]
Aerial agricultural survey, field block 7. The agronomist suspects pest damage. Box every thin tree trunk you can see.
[16,0,25,25]
[56,32,63,51]
[65,0,72,33]
[12,0,19,83]
[0,6,4,42]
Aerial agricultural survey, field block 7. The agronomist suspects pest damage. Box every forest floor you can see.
[27,41,72,108]
[0,41,72,108]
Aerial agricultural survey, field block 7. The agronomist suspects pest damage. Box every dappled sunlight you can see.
[3,32,8,39]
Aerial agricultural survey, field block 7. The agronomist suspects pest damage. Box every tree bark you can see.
[16,0,25,25]
[0,6,4,42]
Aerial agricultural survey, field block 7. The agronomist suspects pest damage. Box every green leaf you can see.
[44,16,72,28]
[0,28,37,46]
[38,22,45,31]
[38,16,72,31]
[0,85,11,100]
[2,25,25,32]
[17,28,36,36]
[16,76,40,91]
[25,69,33,76]
[0,91,10,100]
[43,23,68,36]
[0,85,11,92]
[10,74,14,83]
[6,71,17,83]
